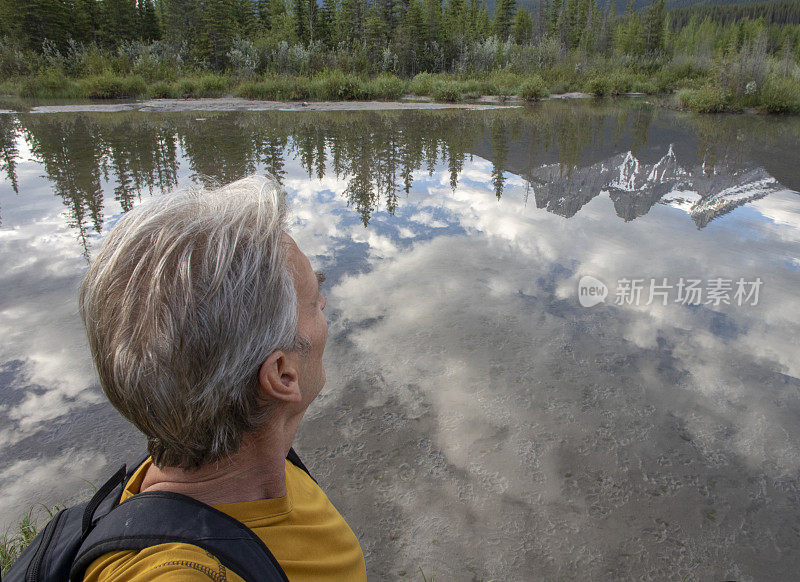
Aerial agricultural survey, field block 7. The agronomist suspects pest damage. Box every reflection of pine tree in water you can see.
[181,114,259,185]
[0,115,21,229]
[629,106,653,158]
[23,115,105,258]
[10,104,795,248]
[104,117,180,211]
[0,115,20,196]
[489,116,509,199]
[20,113,181,257]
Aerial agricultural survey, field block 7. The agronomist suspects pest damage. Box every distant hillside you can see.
[500,0,787,16]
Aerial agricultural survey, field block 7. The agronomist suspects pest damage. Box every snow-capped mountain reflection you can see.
[528,144,786,227]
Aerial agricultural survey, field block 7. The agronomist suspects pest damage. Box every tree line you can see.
[2,0,797,75]
[671,0,800,28]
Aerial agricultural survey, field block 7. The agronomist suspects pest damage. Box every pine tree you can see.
[138,0,161,42]
[16,0,72,51]
[476,0,491,38]
[100,0,138,46]
[293,0,308,43]
[199,0,237,69]
[643,0,666,55]
[512,6,534,44]
[160,0,202,46]
[317,0,337,46]
[338,0,365,44]
[403,0,426,72]
[493,0,516,41]
[424,0,442,44]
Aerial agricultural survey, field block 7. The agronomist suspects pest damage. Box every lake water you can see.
[1,100,799,580]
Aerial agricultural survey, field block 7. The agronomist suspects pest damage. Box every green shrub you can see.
[546,78,571,95]
[760,78,800,114]
[431,80,461,102]
[408,72,437,96]
[175,77,198,97]
[149,80,176,98]
[518,75,548,101]
[458,78,483,95]
[235,76,310,100]
[608,72,634,95]
[236,78,280,100]
[173,75,228,98]
[585,76,611,97]
[362,74,405,100]
[309,71,362,100]
[81,73,146,99]
[19,69,81,99]
[655,59,710,93]
[628,74,658,95]
[485,70,519,99]
[196,74,228,97]
[678,84,729,113]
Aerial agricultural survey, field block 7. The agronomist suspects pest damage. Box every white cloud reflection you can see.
[296,158,800,579]
[2,118,799,579]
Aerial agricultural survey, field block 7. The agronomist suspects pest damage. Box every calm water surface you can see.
[1,101,799,580]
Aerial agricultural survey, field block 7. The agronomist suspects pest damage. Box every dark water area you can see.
[1,101,799,580]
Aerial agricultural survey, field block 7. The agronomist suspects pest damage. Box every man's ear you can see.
[258,351,302,403]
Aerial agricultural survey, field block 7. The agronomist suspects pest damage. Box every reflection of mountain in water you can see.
[528,145,785,229]
[3,105,800,243]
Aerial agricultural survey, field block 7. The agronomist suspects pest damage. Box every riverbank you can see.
[15,97,525,114]
[2,70,799,115]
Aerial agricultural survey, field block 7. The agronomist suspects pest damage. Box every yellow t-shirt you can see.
[83,458,366,582]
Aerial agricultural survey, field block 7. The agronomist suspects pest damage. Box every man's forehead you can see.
[281,233,313,280]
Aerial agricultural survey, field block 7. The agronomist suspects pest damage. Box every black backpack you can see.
[3,449,315,582]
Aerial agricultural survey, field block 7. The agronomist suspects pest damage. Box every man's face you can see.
[284,234,328,404]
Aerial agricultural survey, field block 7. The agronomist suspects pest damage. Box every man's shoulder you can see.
[83,543,245,582]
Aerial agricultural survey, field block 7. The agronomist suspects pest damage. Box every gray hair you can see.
[80,175,298,469]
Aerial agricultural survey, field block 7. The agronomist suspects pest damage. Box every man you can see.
[78,175,366,581]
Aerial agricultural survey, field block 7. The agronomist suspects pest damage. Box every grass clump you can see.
[585,75,611,97]
[1,510,39,574]
[235,78,282,100]
[484,71,519,100]
[149,80,176,98]
[408,72,437,96]
[361,74,405,100]
[519,74,548,101]
[655,59,710,93]
[759,78,800,114]
[431,80,462,102]
[175,74,228,98]
[19,68,81,99]
[235,76,310,100]
[309,70,362,100]
[678,84,729,113]
[81,73,146,99]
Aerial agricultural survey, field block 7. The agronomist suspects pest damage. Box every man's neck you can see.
[139,428,296,505]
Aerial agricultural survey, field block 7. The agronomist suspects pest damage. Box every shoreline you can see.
[3,93,599,114]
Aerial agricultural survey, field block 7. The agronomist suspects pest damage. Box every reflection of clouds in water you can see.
[311,158,800,579]
[0,206,101,445]
[1,120,798,577]
[0,449,105,526]
[0,157,145,531]
[748,192,800,249]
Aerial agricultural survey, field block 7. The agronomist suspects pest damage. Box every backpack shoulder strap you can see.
[70,449,312,582]
[70,491,288,582]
